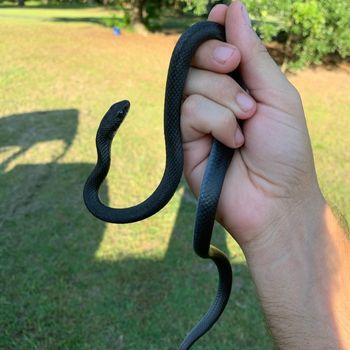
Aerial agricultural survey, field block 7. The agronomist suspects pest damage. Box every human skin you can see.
[180,1,350,348]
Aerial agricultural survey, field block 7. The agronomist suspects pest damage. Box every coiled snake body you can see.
[84,21,242,349]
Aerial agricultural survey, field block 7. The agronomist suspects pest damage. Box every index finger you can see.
[191,4,239,74]
[191,40,241,74]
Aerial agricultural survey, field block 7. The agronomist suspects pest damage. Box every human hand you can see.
[181,4,350,346]
[181,1,324,248]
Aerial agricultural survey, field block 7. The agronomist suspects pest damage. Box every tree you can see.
[130,0,146,24]
[182,0,350,71]
[182,0,230,16]
[245,0,350,70]
[119,0,162,26]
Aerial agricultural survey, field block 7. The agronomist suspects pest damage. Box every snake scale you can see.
[84,21,244,349]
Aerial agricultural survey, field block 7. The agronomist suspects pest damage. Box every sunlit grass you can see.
[0,8,348,350]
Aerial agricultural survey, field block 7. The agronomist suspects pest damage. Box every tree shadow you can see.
[146,14,200,34]
[0,109,271,349]
[50,16,124,28]
[0,3,102,9]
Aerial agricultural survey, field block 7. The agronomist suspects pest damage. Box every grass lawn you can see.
[0,5,126,27]
[0,7,349,350]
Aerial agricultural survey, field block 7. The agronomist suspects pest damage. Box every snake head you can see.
[108,100,130,120]
[97,100,130,142]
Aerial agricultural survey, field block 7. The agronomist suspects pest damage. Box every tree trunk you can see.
[281,31,294,73]
[18,0,25,7]
[173,0,183,15]
[130,0,146,25]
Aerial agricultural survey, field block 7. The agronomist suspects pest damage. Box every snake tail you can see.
[83,21,238,350]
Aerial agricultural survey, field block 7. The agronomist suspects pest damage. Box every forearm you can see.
[241,194,350,349]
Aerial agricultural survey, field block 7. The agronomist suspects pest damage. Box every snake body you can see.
[84,21,238,349]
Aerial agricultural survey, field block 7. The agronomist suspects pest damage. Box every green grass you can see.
[0,8,349,350]
[0,4,127,27]
[0,3,199,31]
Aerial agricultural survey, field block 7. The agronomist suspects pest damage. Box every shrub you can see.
[183,0,350,71]
[245,0,350,70]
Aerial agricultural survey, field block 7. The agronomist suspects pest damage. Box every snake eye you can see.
[97,100,131,142]
[112,100,130,118]
[120,101,130,117]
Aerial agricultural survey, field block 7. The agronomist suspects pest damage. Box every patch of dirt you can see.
[266,41,350,73]
[288,61,350,103]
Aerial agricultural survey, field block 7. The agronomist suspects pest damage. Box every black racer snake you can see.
[84,20,246,349]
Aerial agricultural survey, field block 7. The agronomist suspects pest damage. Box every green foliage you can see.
[101,13,129,27]
[3,0,349,70]
[144,0,162,23]
[181,0,350,70]
[290,1,327,68]
[245,0,350,70]
[182,0,230,16]
[182,0,208,15]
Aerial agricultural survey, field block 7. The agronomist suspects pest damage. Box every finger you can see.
[191,40,241,74]
[208,3,228,24]
[225,1,300,112]
[184,68,256,119]
[181,94,244,149]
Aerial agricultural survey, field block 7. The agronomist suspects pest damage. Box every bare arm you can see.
[243,198,350,349]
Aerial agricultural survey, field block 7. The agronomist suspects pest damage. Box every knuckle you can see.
[181,94,203,118]
[214,74,236,99]
[223,104,235,119]
[220,108,236,130]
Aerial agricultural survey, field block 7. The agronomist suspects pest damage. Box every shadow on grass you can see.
[147,15,201,34]
[51,16,125,28]
[50,14,199,33]
[0,3,102,9]
[0,109,271,349]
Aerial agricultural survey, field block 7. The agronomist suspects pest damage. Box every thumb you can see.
[225,1,297,110]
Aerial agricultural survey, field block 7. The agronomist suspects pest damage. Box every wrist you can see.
[240,191,350,348]
[241,184,326,265]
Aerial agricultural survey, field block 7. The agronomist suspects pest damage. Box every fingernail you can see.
[213,46,234,64]
[241,3,251,27]
[235,127,244,146]
[236,93,254,112]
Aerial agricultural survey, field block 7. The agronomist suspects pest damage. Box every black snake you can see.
[84,21,244,349]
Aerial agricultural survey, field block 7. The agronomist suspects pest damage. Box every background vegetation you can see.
[1,0,350,70]
[0,2,349,349]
